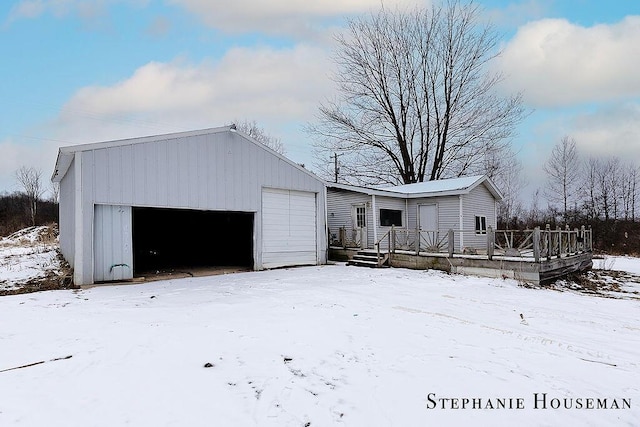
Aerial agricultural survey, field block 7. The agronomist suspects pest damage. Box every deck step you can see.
[348,251,390,268]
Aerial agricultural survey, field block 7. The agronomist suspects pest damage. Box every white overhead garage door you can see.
[262,188,317,269]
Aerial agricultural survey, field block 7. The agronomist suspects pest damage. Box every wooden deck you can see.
[330,226,594,285]
[330,247,592,285]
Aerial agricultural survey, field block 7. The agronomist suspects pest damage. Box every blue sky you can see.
[1,0,639,201]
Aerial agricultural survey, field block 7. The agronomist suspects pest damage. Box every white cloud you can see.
[167,0,421,37]
[496,16,640,107]
[0,137,61,196]
[569,103,640,164]
[145,16,171,37]
[7,0,149,22]
[8,0,46,20]
[0,43,334,193]
[32,44,332,169]
[62,44,332,124]
[484,0,549,28]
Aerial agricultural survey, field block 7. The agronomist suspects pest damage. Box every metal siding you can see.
[176,140,189,207]
[326,188,370,246]
[121,145,134,205]
[58,157,76,264]
[93,205,133,282]
[68,130,326,281]
[463,183,496,249]
[196,138,208,209]
[248,143,259,209]
[132,143,146,205]
[233,139,245,208]
[107,148,120,202]
[88,130,324,210]
[435,196,461,231]
[187,139,198,207]
[156,141,169,206]
[407,200,418,230]
[408,196,459,231]
[80,151,95,285]
[93,149,108,201]
[262,188,317,268]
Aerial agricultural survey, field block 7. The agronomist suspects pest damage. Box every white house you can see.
[52,126,327,285]
[326,175,503,252]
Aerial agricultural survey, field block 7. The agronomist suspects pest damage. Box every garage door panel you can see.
[262,189,317,269]
[94,204,133,282]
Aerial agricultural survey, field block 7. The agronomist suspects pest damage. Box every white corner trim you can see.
[371,194,378,243]
[73,152,83,285]
[459,195,464,249]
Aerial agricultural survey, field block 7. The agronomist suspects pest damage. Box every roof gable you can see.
[51,125,321,184]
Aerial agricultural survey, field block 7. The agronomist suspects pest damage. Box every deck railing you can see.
[334,224,593,263]
[492,225,593,262]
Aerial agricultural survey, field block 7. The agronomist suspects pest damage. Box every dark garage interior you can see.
[132,207,254,275]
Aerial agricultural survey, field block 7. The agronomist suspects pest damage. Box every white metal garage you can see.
[262,188,317,269]
[51,126,327,285]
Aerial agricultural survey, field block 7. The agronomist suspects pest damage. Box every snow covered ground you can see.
[1,258,639,426]
[0,226,66,293]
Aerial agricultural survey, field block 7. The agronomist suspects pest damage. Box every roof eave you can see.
[51,149,74,183]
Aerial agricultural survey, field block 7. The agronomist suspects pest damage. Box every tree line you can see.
[0,166,58,236]
[497,137,639,255]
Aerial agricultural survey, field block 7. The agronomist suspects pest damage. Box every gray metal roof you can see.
[327,175,503,200]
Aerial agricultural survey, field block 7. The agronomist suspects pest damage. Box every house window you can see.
[380,209,402,227]
[355,206,366,228]
[475,216,487,234]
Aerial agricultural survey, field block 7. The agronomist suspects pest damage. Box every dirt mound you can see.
[2,224,58,246]
[0,251,75,296]
[537,270,640,300]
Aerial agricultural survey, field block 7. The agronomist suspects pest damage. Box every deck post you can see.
[556,226,562,258]
[487,226,494,260]
[391,225,395,253]
[415,225,420,255]
[533,227,541,262]
[580,225,585,252]
[545,224,551,261]
[448,229,454,258]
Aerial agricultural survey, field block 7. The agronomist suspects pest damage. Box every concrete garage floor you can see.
[85,266,251,288]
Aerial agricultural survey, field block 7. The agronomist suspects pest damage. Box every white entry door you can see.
[419,204,438,231]
[418,204,439,250]
[352,204,367,248]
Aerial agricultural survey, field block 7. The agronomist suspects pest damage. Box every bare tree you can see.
[310,0,525,185]
[527,189,542,226]
[581,157,600,221]
[232,119,286,155]
[484,145,526,227]
[543,136,580,222]
[15,166,44,226]
[620,164,638,221]
[49,181,60,204]
[594,157,621,222]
